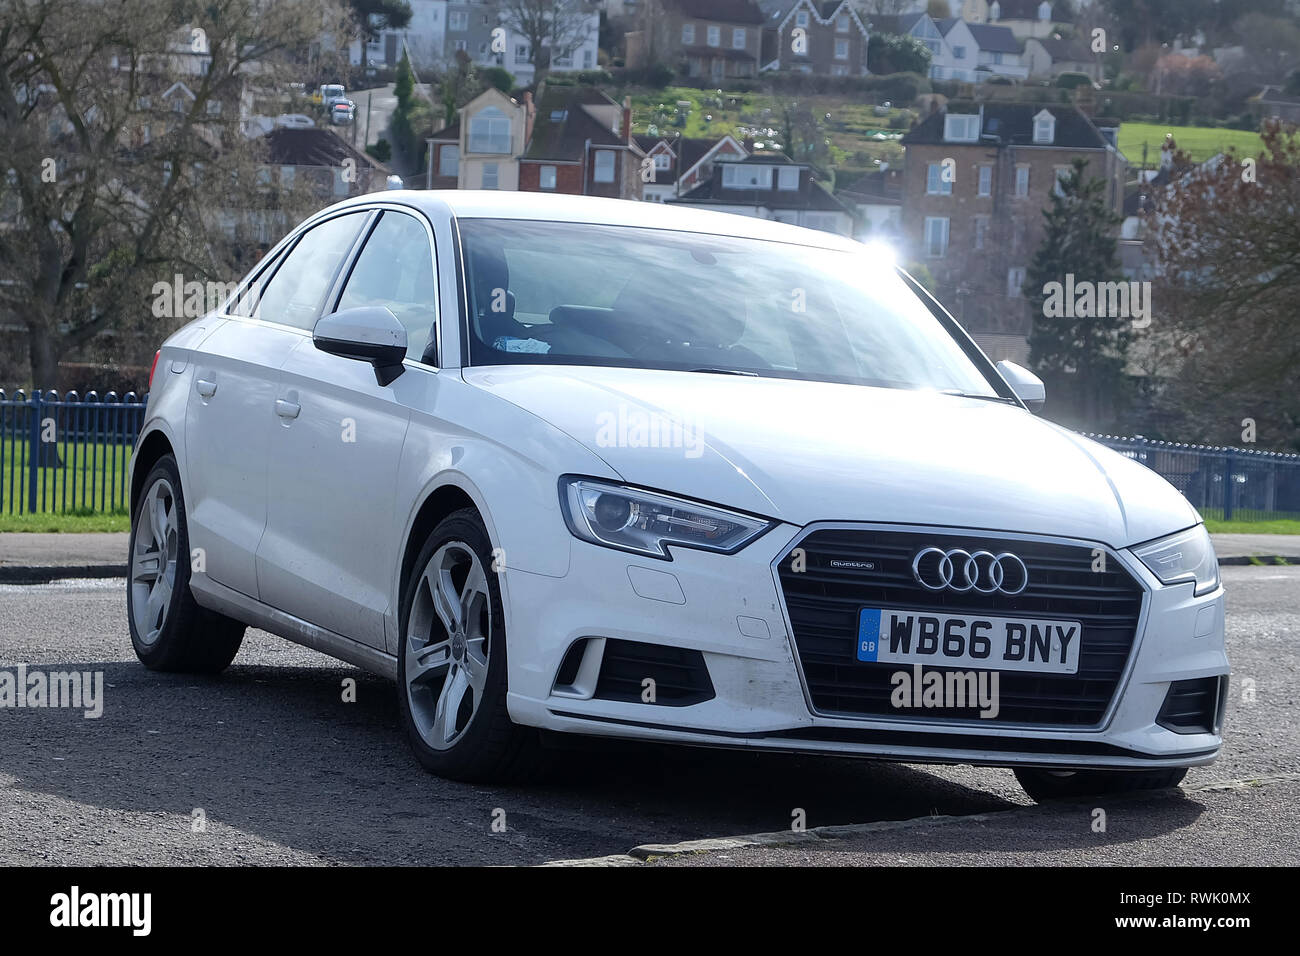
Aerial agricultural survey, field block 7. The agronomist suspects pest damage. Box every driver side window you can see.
[336,211,438,363]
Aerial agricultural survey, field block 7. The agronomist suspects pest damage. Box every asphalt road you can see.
[0,566,1296,866]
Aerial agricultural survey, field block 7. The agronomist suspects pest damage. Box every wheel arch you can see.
[398,482,487,634]
[130,427,177,516]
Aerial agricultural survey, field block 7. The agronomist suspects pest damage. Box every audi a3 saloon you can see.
[126,192,1228,801]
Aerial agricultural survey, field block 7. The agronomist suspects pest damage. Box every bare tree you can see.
[493,0,597,82]
[0,0,353,387]
[861,0,916,16]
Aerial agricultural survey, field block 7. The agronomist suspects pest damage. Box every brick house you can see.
[660,0,766,80]
[632,133,748,201]
[900,102,1127,361]
[517,86,645,200]
[759,0,870,76]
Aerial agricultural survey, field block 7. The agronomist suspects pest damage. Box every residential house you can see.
[447,1,600,84]
[758,0,870,76]
[632,133,748,201]
[866,13,1024,83]
[518,87,645,199]
[1023,35,1098,81]
[350,0,447,71]
[659,0,766,80]
[835,166,904,241]
[668,152,857,235]
[1253,85,1300,123]
[955,20,1028,81]
[900,102,1127,360]
[960,0,1065,40]
[452,87,532,190]
[425,118,462,188]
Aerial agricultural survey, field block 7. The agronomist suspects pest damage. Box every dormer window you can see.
[989,1,1001,19]
[1038,2,1052,21]
[1032,109,1055,144]
[944,113,980,143]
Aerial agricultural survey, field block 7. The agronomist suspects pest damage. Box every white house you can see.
[350,0,448,72]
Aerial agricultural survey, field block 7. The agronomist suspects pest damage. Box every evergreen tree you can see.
[1025,157,1130,428]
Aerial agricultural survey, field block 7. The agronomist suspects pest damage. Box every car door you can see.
[257,208,440,649]
[184,211,369,598]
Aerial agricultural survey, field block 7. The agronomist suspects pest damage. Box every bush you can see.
[481,66,514,94]
[646,62,674,89]
[1054,71,1094,89]
[577,69,614,86]
[366,138,392,163]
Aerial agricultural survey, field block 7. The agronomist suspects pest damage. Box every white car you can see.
[127,192,1228,801]
[274,113,315,129]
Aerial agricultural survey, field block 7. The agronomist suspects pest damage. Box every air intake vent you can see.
[595,639,714,707]
[1157,676,1227,735]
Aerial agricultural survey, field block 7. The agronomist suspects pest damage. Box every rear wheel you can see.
[1014,766,1188,803]
[127,454,245,673]
[396,509,541,781]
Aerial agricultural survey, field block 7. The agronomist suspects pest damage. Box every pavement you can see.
[0,564,1295,865]
[1,532,1296,583]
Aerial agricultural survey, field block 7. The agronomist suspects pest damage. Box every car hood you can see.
[463,365,1200,548]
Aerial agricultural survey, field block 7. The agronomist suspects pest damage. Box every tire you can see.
[127,454,245,673]
[1014,766,1188,803]
[396,508,541,782]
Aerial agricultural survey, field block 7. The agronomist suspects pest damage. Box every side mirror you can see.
[314,307,407,386]
[995,360,1045,413]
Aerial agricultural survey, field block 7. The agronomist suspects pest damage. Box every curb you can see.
[541,772,1300,867]
[1218,555,1295,566]
[0,565,126,585]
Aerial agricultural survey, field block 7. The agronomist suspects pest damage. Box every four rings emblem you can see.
[911,547,1029,595]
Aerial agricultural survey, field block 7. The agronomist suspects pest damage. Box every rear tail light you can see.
[148,350,160,388]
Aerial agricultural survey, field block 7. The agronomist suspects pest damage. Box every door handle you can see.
[196,378,217,398]
[275,399,301,420]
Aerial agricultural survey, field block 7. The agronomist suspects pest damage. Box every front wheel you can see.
[396,509,541,782]
[1014,766,1188,803]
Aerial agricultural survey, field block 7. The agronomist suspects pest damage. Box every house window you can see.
[439,145,459,177]
[925,217,949,258]
[280,166,295,189]
[733,28,746,49]
[540,165,557,190]
[952,45,966,59]
[943,113,979,142]
[449,11,467,30]
[777,166,799,190]
[834,39,848,59]
[455,39,467,51]
[469,106,511,153]
[723,164,770,188]
[707,26,720,47]
[206,100,222,116]
[837,14,849,32]
[593,150,615,183]
[974,215,988,249]
[481,163,499,189]
[795,10,809,27]
[978,164,992,196]
[1053,165,1070,197]
[515,44,529,63]
[1014,165,1029,197]
[654,152,671,170]
[926,162,952,196]
[1007,266,1026,297]
[1034,112,1055,144]
[584,49,594,68]
[682,24,695,44]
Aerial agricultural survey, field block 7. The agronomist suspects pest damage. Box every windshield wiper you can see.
[688,367,759,376]
[942,391,1018,404]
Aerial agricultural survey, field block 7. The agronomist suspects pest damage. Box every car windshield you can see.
[459,218,999,395]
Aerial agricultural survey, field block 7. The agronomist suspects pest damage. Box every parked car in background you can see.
[330,100,355,125]
[274,113,315,129]
[126,192,1227,802]
[317,83,345,109]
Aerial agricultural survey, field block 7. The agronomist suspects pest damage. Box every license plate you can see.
[856,608,1081,675]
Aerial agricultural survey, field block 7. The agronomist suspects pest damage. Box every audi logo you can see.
[911,547,1029,595]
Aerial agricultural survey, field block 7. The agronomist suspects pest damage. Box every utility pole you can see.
[365,91,373,147]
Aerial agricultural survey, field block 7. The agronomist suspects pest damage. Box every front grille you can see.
[776,528,1145,727]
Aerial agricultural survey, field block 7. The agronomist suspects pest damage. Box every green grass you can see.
[1117,122,1263,165]
[0,436,134,526]
[1203,518,1300,535]
[0,510,129,533]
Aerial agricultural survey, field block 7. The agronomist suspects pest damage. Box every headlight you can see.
[559,477,774,560]
[1132,525,1220,595]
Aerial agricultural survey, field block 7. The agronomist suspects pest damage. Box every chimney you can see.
[523,90,536,147]
[622,96,632,143]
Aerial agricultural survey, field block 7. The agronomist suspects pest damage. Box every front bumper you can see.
[502,522,1228,770]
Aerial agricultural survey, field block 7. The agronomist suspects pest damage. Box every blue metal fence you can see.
[0,389,148,517]
[1087,434,1300,522]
